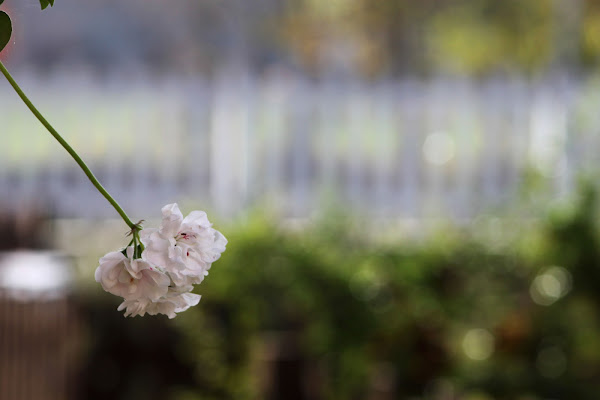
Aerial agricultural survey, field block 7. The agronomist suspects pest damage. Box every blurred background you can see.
[2,0,600,399]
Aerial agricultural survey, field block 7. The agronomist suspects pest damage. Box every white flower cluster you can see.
[95,203,227,318]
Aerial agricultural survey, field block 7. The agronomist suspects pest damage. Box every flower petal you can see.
[182,210,210,228]
[159,203,183,236]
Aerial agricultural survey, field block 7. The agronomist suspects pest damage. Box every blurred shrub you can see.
[281,0,600,77]
[81,184,600,400]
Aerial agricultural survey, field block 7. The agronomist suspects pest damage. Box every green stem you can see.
[135,231,145,252]
[132,233,138,258]
[0,60,137,230]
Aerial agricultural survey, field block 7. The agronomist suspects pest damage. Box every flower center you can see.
[177,232,196,241]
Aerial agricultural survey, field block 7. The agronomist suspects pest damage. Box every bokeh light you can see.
[530,266,572,306]
[422,131,456,166]
[462,329,495,361]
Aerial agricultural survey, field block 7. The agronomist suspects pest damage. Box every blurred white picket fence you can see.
[0,69,597,220]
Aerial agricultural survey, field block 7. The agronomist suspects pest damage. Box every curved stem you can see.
[0,60,137,230]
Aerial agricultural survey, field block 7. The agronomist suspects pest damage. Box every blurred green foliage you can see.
[5,0,600,77]
[82,184,600,400]
[279,0,600,77]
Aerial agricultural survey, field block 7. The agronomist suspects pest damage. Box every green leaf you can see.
[0,11,11,53]
[39,0,55,10]
[0,0,4,7]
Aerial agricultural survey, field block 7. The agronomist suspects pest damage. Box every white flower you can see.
[117,285,201,319]
[95,246,170,301]
[96,203,226,318]
[140,203,227,286]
